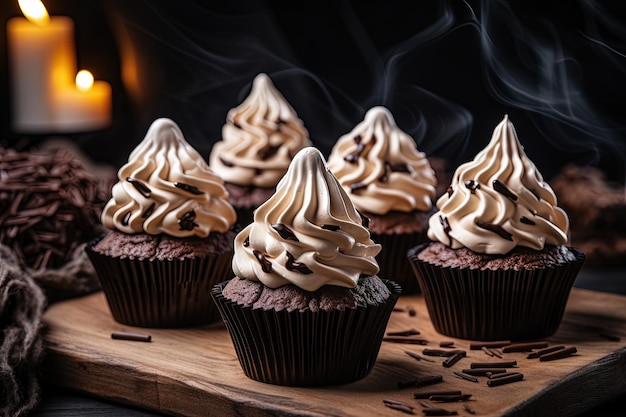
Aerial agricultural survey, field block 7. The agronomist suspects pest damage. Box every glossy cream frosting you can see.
[209,73,311,188]
[102,118,236,238]
[326,106,437,215]
[232,147,381,291]
[427,115,569,254]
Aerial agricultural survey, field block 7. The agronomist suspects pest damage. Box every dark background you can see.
[1,0,625,183]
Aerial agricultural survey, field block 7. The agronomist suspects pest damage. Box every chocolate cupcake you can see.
[87,118,238,328]
[208,73,311,224]
[212,147,400,386]
[327,106,437,293]
[408,115,584,341]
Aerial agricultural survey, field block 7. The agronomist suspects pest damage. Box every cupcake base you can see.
[212,279,401,386]
[86,235,234,328]
[408,243,585,341]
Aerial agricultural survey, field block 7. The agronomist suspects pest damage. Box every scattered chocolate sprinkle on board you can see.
[527,345,566,359]
[405,350,435,363]
[383,399,415,415]
[470,360,517,369]
[413,390,462,399]
[539,346,578,361]
[470,341,512,350]
[40,288,626,417]
[383,336,429,345]
[111,332,152,343]
[452,371,479,383]
[502,341,549,352]
[486,373,524,387]
[442,351,466,368]
[422,408,458,416]
[388,329,421,337]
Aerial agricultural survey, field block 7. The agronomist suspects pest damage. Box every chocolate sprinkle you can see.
[272,223,299,241]
[520,216,536,225]
[493,179,517,200]
[174,182,204,195]
[476,221,513,241]
[388,162,411,173]
[178,210,198,231]
[253,250,273,273]
[439,215,452,246]
[243,236,250,247]
[446,186,453,197]
[141,202,156,218]
[350,182,367,192]
[464,180,480,193]
[259,144,281,160]
[321,224,340,231]
[344,134,364,163]
[126,177,152,198]
[122,212,131,226]
[285,251,313,274]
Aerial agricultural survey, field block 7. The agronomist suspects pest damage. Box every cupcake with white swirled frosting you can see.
[209,73,311,224]
[87,118,238,328]
[408,115,585,341]
[212,147,400,386]
[327,106,437,293]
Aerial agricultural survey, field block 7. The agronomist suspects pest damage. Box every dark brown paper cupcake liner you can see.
[371,231,429,294]
[86,239,234,328]
[212,279,401,386]
[408,243,585,341]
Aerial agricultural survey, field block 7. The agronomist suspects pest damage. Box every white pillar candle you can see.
[6,0,112,133]
[7,14,75,132]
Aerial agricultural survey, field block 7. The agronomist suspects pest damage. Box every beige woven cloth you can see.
[0,243,100,417]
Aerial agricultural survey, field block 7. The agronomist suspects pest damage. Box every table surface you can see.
[32,266,626,417]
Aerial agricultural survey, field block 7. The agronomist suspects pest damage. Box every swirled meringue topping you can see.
[326,106,437,215]
[427,115,569,254]
[232,147,381,291]
[102,118,236,238]
[209,73,311,188]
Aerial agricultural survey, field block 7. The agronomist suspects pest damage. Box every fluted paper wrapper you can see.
[408,244,585,341]
[86,240,234,328]
[371,231,428,294]
[212,280,401,386]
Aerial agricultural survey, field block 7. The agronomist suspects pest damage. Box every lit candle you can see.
[54,70,112,131]
[6,0,111,133]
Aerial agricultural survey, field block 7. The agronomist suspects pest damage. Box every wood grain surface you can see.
[41,288,626,417]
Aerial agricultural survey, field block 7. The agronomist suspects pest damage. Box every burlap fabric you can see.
[0,245,46,417]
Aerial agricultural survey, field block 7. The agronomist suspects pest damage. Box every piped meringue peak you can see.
[209,73,311,188]
[232,147,381,291]
[427,115,569,254]
[102,118,236,238]
[327,106,437,215]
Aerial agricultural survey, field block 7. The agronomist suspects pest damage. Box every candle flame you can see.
[18,0,50,26]
[76,70,94,91]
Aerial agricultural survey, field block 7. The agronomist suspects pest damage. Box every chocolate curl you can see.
[398,375,443,389]
[487,373,524,387]
[469,340,511,350]
[383,336,429,345]
[470,361,517,369]
[539,346,578,361]
[413,391,462,399]
[527,345,566,359]
[501,341,549,352]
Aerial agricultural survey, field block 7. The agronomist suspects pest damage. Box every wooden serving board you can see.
[41,288,626,417]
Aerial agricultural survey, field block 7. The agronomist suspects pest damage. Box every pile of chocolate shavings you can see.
[0,146,109,270]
